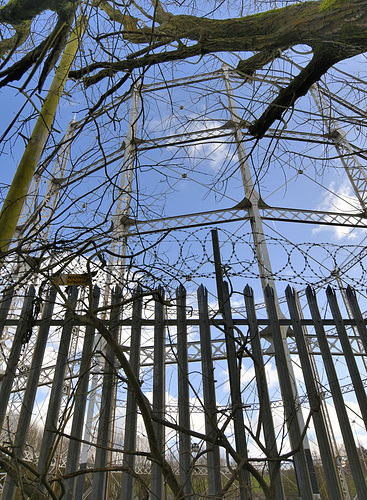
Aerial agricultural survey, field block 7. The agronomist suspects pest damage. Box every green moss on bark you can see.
[0,0,75,24]
[319,0,347,11]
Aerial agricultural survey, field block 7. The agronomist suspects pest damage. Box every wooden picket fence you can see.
[0,281,366,499]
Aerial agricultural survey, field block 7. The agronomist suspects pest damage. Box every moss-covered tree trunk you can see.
[0,18,85,256]
[156,0,366,52]
[69,0,367,135]
[71,0,366,77]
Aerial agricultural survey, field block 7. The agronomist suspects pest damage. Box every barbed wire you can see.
[122,227,367,292]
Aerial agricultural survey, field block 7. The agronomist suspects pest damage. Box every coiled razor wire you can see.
[2,226,366,299]
[124,227,367,290]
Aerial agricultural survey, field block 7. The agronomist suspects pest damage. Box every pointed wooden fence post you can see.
[120,286,143,500]
[244,284,285,500]
[151,287,166,500]
[285,285,343,500]
[264,284,314,500]
[197,284,222,498]
[306,285,367,499]
[176,284,193,497]
[1,286,57,500]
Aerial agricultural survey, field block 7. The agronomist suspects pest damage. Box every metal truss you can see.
[123,201,367,236]
[4,67,367,500]
[136,123,335,152]
[311,85,367,212]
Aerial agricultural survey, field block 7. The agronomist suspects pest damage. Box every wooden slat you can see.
[306,285,367,499]
[245,284,285,500]
[151,287,166,500]
[285,285,343,500]
[198,284,222,497]
[121,286,143,500]
[92,286,121,500]
[176,284,193,497]
[264,285,314,500]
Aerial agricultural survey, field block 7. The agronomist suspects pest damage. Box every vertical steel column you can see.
[16,118,76,242]
[1,286,57,500]
[0,285,35,431]
[222,65,318,495]
[120,286,143,500]
[197,285,222,498]
[311,85,367,212]
[211,228,250,499]
[326,286,367,430]
[37,285,78,479]
[176,284,192,497]
[64,286,100,500]
[0,286,14,339]
[244,285,285,500]
[285,286,343,500]
[91,286,121,500]
[222,66,280,307]
[106,84,141,285]
[151,287,165,500]
[306,286,367,499]
[264,285,314,500]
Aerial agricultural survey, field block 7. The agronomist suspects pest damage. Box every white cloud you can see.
[165,118,232,173]
[313,181,365,241]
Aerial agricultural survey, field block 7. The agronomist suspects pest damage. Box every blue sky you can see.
[1,3,367,476]
[2,48,367,304]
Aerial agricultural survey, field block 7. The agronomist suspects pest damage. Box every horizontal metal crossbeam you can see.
[136,124,335,152]
[122,202,367,236]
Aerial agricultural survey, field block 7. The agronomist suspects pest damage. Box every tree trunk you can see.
[70,0,367,111]
[157,0,367,52]
[0,16,85,256]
